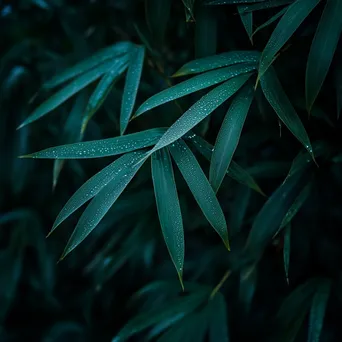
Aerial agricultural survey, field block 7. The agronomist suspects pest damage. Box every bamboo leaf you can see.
[169,139,229,250]
[238,6,253,43]
[208,293,229,342]
[260,66,313,157]
[210,83,254,193]
[150,74,252,153]
[186,133,263,194]
[283,223,291,284]
[173,51,260,77]
[252,7,287,37]
[81,60,128,135]
[308,280,332,342]
[135,64,256,117]
[44,41,132,89]
[258,0,320,77]
[306,0,342,111]
[151,148,184,285]
[21,128,166,159]
[241,0,292,12]
[19,58,128,129]
[120,46,145,134]
[61,150,146,258]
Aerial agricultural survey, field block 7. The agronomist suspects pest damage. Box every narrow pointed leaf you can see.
[186,133,263,194]
[210,84,254,193]
[22,128,167,159]
[169,139,229,249]
[308,280,331,342]
[173,51,260,77]
[150,74,252,153]
[19,59,125,129]
[260,66,313,156]
[151,148,184,283]
[61,150,146,258]
[44,41,132,89]
[241,0,292,12]
[306,0,342,111]
[252,7,287,37]
[120,46,145,134]
[238,6,253,43]
[82,60,128,134]
[259,0,320,77]
[135,64,256,117]
[283,223,291,284]
[208,293,229,342]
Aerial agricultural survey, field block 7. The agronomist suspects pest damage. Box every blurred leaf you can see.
[238,6,253,43]
[81,59,128,134]
[308,280,332,342]
[150,73,252,153]
[169,139,229,249]
[208,293,229,342]
[335,64,342,119]
[22,128,166,159]
[173,51,260,77]
[210,83,254,193]
[120,45,145,134]
[260,66,313,157]
[283,223,291,284]
[186,133,263,194]
[258,0,320,77]
[205,0,267,4]
[44,41,133,89]
[19,58,128,129]
[305,0,342,111]
[113,290,208,341]
[182,0,196,22]
[252,7,287,37]
[239,265,257,314]
[135,64,256,117]
[61,150,147,258]
[151,148,184,286]
[145,0,172,46]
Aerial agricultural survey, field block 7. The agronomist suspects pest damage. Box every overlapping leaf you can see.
[252,7,287,37]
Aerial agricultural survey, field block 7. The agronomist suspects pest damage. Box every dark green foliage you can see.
[1,0,342,341]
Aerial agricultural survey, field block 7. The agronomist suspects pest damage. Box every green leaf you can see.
[120,46,145,134]
[145,0,172,46]
[61,150,146,258]
[44,41,132,89]
[260,66,313,157]
[246,166,309,254]
[182,0,196,22]
[150,73,252,153]
[19,58,128,129]
[208,293,229,342]
[21,128,166,159]
[151,148,184,286]
[240,0,292,12]
[113,291,208,342]
[173,51,260,77]
[252,7,287,37]
[210,83,254,193]
[169,139,229,249]
[283,223,291,284]
[49,151,147,234]
[238,6,253,43]
[308,280,331,342]
[81,60,128,135]
[258,0,320,77]
[239,265,257,314]
[186,133,263,194]
[280,181,312,228]
[135,64,256,117]
[305,0,342,111]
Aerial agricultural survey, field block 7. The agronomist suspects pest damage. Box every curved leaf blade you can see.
[260,66,313,157]
[258,0,319,77]
[18,59,126,129]
[238,6,253,43]
[151,148,184,285]
[21,128,167,159]
[44,41,132,89]
[120,46,145,134]
[306,0,342,111]
[169,139,229,249]
[61,150,146,258]
[151,73,252,153]
[135,64,256,117]
[81,60,128,134]
[173,51,260,77]
[210,83,254,193]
